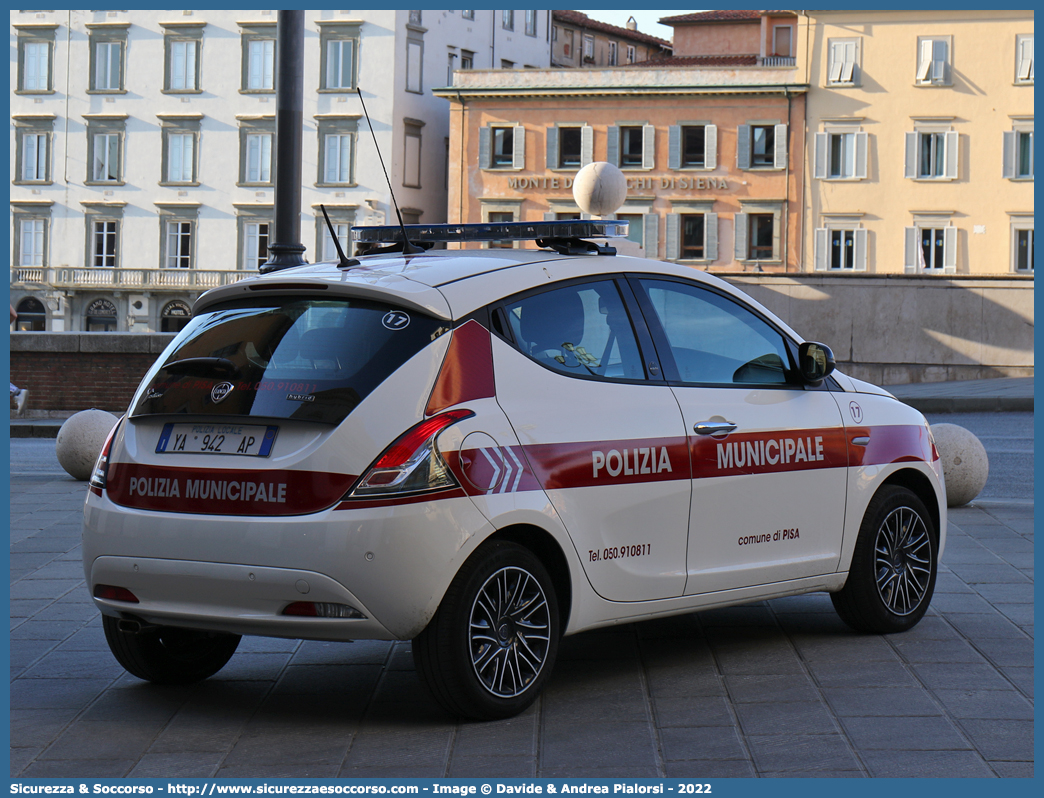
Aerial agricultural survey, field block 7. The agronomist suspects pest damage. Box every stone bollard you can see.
[931,423,989,507]
[56,409,119,481]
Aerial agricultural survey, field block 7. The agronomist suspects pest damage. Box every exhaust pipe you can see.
[117,618,158,635]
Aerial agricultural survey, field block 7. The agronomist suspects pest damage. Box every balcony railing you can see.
[11,267,252,291]
[759,55,796,67]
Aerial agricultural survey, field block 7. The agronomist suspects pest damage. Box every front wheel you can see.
[413,540,560,720]
[103,615,241,684]
[832,485,938,633]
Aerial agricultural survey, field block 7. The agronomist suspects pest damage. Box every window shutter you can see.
[944,130,958,180]
[705,213,718,262]
[665,213,679,260]
[1002,130,1017,178]
[734,213,748,260]
[24,134,37,181]
[325,135,339,183]
[841,41,856,82]
[854,131,868,179]
[771,210,782,260]
[736,125,751,170]
[828,42,844,83]
[546,126,559,170]
[813,132,829,179]
[581,125,593,167]
[774,124,788,169]
[512,125,526,170]
[705,124,717,170]
[904,226,919,272]
[932,39,947,83]
[943,226,957,272]
[668,125,681,170]
[543,211,556,221]
[917,40,932,81]
[904,132,918,179]
[814,228,828,271]
[643,213,658,258]
[854,228,868,271]
[607,126,620,167]
[642,123,655,170]
[479,127,491,169]
[1017,37,1033,81]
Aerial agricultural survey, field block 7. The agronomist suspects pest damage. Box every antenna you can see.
[319,204,360,269]
[356,87,424,255]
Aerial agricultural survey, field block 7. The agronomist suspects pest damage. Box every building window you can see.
[20,219,46,267]
[916,37,950,85]
[244,222,269,270]
[317,22,361,92]
[239,118,276,185]
[735,204,782,262]
[461,49,474,70]
[563,30,574,59]
[668,124,718,170]
[14,116,54,185]
[615,213,644,247]
[904,224,957,273]
[827,38,859,85]
[1015,34,1033,83]
[814,129,868,180]
[547,125,592,170]
[15,297,47,332]
[328,40,355,90]
[525,10,538,37]
[318,211,353,260]
[407,40,424,93]
[487,211,515,248]
[17,27,55,93]
[582,34,595,62]
[1012,223,1033,272]
[500,59,514,69]
[608,41,617,66]
[85,298,118,332]
[462,11,475,21]
[85,117,126,184]
[480,125,525,170]
[92,40,123,92]
[772,25,792,58]
[159,116,201,185]
[680,215,705,258]
[559,127,583,168]
[408,10,422,25]
[905,129,958,180]
[317,117,358,186]
[92,221,119,268]
[447,52,457,84]
[1003,124,1034,180]
[814,226,867,271]
[737,124,787,170]
[502,11,514,31]
[666,207,717,262]
[163,24,204,92]
[404,120,423,188]
[608,125,654,170]
[626,45,636,64]
[241,25,276,92]
[164,221,192,268]
[161,300,192,333]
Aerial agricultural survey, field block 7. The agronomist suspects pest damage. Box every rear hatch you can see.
[107,294,451,515]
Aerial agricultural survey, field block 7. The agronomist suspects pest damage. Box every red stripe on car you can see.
[425,320,496,415]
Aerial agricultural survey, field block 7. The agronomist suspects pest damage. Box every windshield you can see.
[130,297,447,425]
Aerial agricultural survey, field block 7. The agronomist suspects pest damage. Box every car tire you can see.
[102,615,241,684]
[413,540,560,720]
[831,485,938,634]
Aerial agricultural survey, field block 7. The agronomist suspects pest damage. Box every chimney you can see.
[626,16,637,31]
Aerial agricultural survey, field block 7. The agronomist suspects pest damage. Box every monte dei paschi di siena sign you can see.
[506,174,731,192]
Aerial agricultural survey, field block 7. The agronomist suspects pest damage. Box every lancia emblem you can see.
[211,382,234,404]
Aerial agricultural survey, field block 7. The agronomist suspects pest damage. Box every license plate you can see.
[156,423,277,457]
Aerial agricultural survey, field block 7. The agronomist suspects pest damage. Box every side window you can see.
[637,279,791,386]
[503,281,646,381]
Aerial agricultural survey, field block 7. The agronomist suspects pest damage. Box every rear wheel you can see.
[103,615,241,684]
[413,540,560,720]
[832,485,937,633]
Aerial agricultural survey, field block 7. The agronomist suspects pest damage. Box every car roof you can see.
[194,248,804,342]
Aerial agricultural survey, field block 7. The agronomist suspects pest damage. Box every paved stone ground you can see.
[9,470,1033,779]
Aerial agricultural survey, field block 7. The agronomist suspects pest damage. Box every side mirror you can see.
[798,341,835,384]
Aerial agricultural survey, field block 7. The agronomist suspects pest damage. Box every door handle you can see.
[694,420,737,437]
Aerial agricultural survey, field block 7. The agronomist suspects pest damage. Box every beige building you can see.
[550,10,670,68]
[800,9,1034,276]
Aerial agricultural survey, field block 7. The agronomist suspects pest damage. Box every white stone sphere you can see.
[56,409,119,481]
[931,423,989,507]
[572,161,628,216]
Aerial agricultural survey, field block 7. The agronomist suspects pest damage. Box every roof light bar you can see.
[351,220,629,245]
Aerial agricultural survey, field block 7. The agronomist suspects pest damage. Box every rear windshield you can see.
[130,297,447,425]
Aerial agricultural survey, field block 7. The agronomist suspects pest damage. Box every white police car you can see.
[83,220,945,720]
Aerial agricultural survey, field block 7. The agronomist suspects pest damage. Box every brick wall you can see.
[10,333,176,413]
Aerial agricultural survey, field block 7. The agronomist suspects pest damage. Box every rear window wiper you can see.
[161,357,240,378]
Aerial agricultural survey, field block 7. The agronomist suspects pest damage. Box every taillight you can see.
[346,409,473,498]
[89,416,123,491]
[94,584,139,603]
[282,601,365,619]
